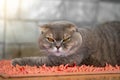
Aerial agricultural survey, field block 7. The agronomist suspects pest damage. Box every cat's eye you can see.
[46,37,54,42]
[63,37,71,42]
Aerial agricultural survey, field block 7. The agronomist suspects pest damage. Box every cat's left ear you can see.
[68,24,78,32]
[39,24,49,34]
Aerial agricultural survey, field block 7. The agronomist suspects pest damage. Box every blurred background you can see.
[0,0,120,59]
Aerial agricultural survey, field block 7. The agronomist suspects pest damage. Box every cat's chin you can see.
[51,52,68,57]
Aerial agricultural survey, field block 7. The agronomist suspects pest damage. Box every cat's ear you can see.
[68,24,78,32]
[39,24,49,34]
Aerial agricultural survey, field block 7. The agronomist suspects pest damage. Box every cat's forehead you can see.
[40,21,76,31]
[48,23,70,30]
[45,29,71,41]
[46,29,70,40]
[49,23,76,32]
[41,21,77,39]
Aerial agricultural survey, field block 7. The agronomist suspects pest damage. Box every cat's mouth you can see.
[54,51,66,56]
[47,47,68,56]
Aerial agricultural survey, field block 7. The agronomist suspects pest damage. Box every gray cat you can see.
[12,21,120,67]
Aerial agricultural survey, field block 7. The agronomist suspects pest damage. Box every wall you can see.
[0,0,120,59]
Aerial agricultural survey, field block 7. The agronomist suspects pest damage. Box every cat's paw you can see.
[11,58,23,66]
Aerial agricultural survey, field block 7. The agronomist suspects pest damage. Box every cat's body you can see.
[12,21,120,67]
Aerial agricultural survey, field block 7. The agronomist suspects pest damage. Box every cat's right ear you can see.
[39,24,49,34]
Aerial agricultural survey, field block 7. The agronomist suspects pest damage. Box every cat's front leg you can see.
[12,55,83,66]
[12,56,49,66]
[12,58,24,66]
[12,56,71,66]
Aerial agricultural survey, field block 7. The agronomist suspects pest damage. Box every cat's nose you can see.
[56,46,60,49]
[55,41,62,49]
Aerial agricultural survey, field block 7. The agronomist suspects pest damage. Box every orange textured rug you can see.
[0,60,120,78]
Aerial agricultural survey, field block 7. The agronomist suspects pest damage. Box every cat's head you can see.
[39,21,82,56]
